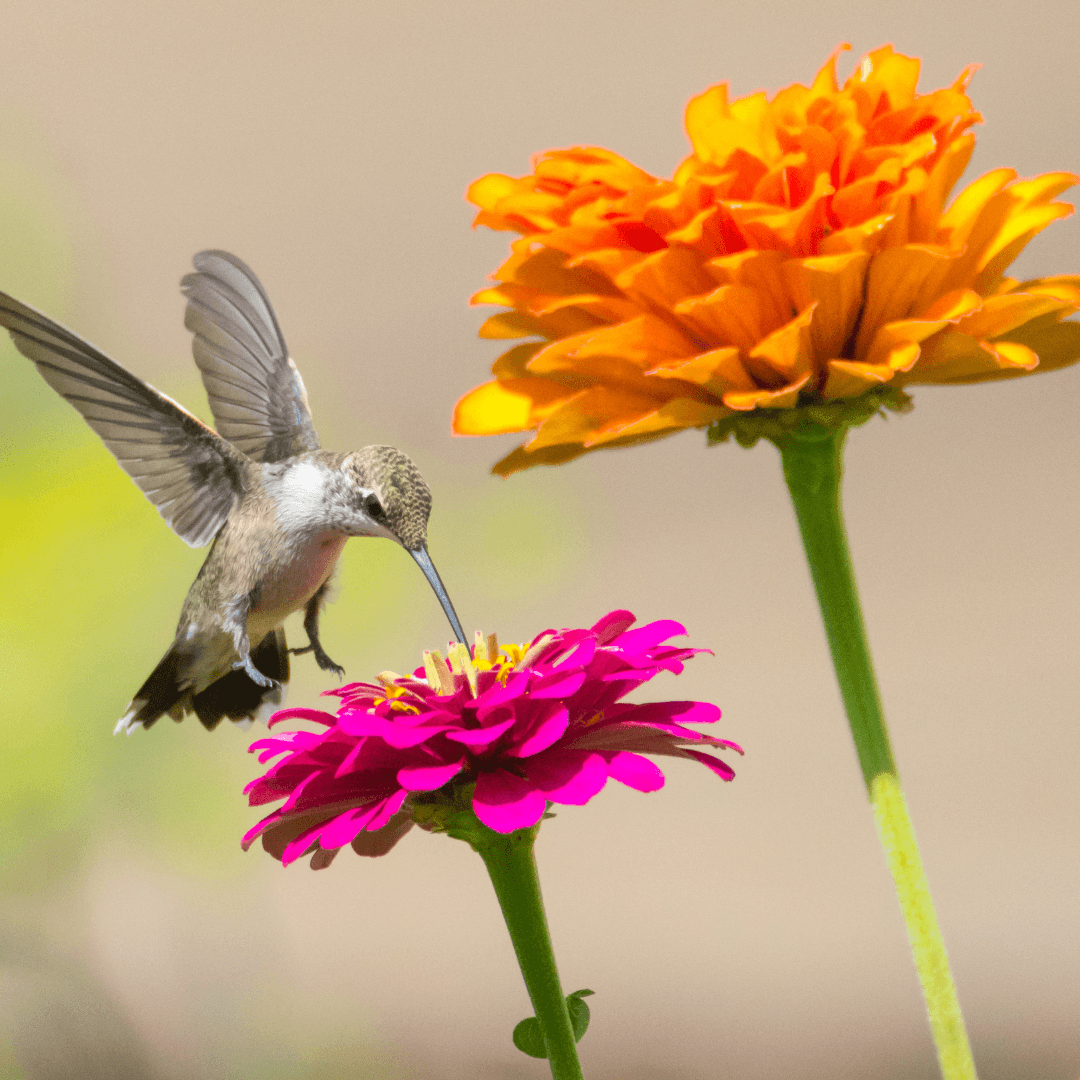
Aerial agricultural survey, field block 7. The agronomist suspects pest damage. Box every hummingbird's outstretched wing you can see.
[0,292,247,548]
[181,250,320,464]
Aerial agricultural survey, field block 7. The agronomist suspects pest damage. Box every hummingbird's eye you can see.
[363,494,386,521]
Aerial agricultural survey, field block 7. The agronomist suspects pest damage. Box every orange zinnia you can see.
[454,45,1080,475]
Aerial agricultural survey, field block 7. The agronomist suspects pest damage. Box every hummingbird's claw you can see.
[291,642,344,680]
[234,655,279,689]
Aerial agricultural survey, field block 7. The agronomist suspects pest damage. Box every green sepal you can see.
[512,989,596,1058]
[706,385,912,448]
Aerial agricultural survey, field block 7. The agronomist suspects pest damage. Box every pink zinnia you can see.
[243,610,741,868]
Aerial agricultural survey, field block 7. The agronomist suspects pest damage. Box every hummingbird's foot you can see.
[315,651,345,680]
[234,654,279,689]
[291,643,344,680]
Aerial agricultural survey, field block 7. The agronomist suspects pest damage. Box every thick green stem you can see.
[776,425,977,1080]
[777,426,895,787]
[474,824,584,1080]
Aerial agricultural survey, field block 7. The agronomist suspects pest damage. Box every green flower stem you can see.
[776,424,977,1080]
[473,823,585,1080]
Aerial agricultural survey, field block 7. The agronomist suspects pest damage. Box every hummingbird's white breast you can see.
[247,460,350,642]
[263,459,334,534]
[247,529,348,643]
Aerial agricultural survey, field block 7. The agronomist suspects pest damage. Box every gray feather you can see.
[181,251,320,463]
[0,291,247,547]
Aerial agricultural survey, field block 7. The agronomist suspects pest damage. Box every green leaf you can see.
[566,989,594,1041]
[512,990,596,1058]
[512,1017,546,1059]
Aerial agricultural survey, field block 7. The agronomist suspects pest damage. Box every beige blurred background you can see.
[0,2,1077,1078]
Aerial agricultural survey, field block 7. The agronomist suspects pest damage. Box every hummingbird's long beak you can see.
[410,546,467,644]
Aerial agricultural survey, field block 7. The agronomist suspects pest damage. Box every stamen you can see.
[448,641,479,696]
[516,634,555,671]
[423,650,455,696]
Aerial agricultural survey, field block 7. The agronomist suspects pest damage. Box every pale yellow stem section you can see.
[871,773,978,1080]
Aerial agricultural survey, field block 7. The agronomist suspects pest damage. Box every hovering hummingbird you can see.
[0,250,466,733]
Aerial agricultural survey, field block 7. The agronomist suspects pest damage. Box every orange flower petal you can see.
[822,358,900,399]
[705,249,793,326]
[938,167,1015,240]
[854,245,951,356]
[464,45,1080,467]
[674,283,787,352]
[1012,274,1080,306]
[526,386,660,450]
[528,315,697,375]
[685,83,779,166]
[494,244,623,297]
[940,171,1077,295]
[614,246,714,309]
[646,346,751,398]
[454,378,576,435]
[782,251,869,361]
[728,171,834,254]
[468,173,527,214]
[748,305,816,382]
[920,289,982,321]
[903,331,1036,384]
[863,316,955,368]
[585,398,730,446]
[910,135,976,242]
[492,442,587,477]
[953,291,1073,339]
[492,342,543,379]
[1006,316,1080,374]
[723,373,811,411]
[479,307,603,341]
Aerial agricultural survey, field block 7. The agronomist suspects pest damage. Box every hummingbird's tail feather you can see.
[115,630,290,734]
[190,630,290,730]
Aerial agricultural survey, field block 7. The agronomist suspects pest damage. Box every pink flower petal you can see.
[281,824,324,865]
[680,747,737,780]
[523,749,608,805]
[590,609,637,644]
[244,608,732,868]
[446,716,516,750]
[397,758,466,791]
[609,619,688,654]
[351,812,414,857]
[473,770,548,833]
[567,722,693,754]
[333,737,370,778]
[281,770,320,812]
[528,669,587,699]
[317,804,384,849]
[604,751,665,792]
[337,711,450,748]
[335,711,385,737]
[616,700,722,727]
[506,706,569,758]
[366,789,410,831]
[268,707,336,728]
[474,671,530,715]
[549,636,596,670]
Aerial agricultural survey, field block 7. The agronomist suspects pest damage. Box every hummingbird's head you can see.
[340,445,431,549]
[339,445,466,643]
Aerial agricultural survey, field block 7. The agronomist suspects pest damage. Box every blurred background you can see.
[1,2,1077,1078]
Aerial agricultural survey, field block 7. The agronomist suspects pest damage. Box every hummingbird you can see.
[0,250,467,733]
